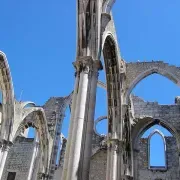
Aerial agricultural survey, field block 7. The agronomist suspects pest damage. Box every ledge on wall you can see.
[149,166,167,172]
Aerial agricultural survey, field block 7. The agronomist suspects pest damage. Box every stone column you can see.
[0,140,12,179]
[80,60,102,180]
[106,104,122,180]
[63,56,95,180]
[106,139,119,180]
[106,142,112,180]
[27,135,39,180]
[61,67,80,180]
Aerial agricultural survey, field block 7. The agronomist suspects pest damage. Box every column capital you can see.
[73,56,103,76]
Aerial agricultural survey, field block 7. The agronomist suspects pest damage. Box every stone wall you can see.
[132,95,180,123]
[136,137,180,180]
[126,62,180,96]
[89,150,107,180]
[2,136,36,180]
[132,95,180,141]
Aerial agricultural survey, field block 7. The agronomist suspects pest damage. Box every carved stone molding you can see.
[73,56,103,76]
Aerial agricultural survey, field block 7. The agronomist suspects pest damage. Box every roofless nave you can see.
[0,0,180,180]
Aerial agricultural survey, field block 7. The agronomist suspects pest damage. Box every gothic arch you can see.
[132,118,180,179]
[132,118,180,151]
[44,93,73,179]
[102,32,118,53]
[148,129,167,169]
[125,62,180,104]
[0,51,15,140]
[14,107,50,176]
[102,35,121,134]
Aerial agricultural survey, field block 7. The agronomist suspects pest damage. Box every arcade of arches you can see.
[1,1,180,180]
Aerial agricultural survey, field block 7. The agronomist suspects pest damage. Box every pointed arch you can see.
[43,93,73,179]
[14,107,50,177]
[0,51,14,100]
[148,129,167,169]
[102,34,121,134]
[0,51,15,140]
[132,118,180,151]
[125,62,180,104]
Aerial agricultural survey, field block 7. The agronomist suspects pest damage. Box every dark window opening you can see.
[7,172,16,180]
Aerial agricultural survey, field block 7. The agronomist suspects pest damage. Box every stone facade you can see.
[1,0,180,180]
[89,150,107,180]
[1,137,38,180]
[136,137,180,180]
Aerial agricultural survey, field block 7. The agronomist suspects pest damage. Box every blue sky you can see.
[1,0,180,166]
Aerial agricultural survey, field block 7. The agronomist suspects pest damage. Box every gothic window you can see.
[7,172,16,180]
[148,130,166,169]
[28,127,36,138]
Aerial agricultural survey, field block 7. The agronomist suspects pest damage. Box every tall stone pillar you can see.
[61,67,80,180]
[62,56,100,180]
[27,134,39,180]
[0,140,12,180]
[106,139,119,180]
[80,61,102,180]
[66,56,92,180]
[106,104,122,180]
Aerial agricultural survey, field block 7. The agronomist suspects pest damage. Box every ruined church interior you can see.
[0,0,180,180]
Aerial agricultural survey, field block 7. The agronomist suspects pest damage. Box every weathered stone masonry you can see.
[1,0,180,180]
[137,137,179,180]
[2,137,38,180]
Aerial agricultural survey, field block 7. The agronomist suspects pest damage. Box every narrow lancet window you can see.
[149,130,166,169]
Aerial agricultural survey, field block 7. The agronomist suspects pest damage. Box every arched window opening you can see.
[142,124,172,138]
[95,118,108,136]
[132,74,179,104]
[27,127,36,139]
[139,124,175,170]
[149,131,166,169]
